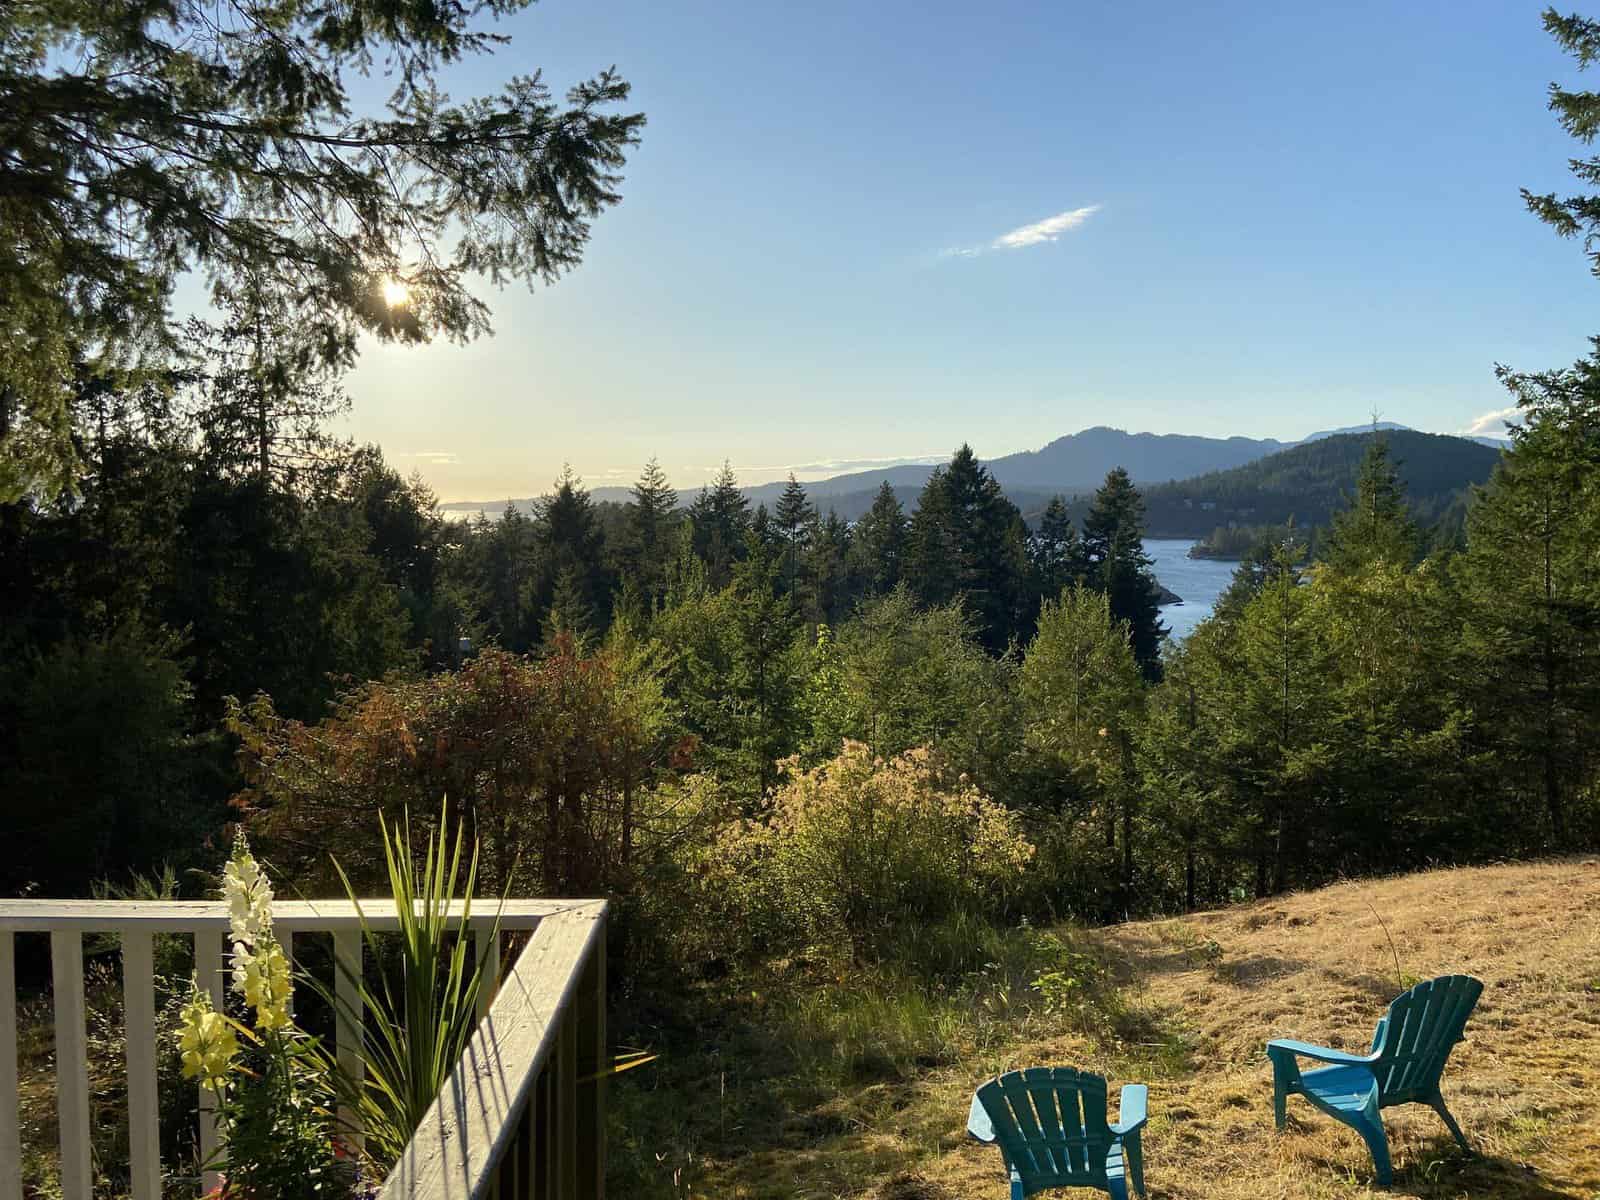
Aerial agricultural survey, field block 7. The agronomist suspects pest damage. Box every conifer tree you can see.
[543,566,596,648]
[623,458,679,604]
[847,482,908,599]
[774,474,816,594]
[1082,468,1167,676]
[539,466,606,632]
[1020,584,1146,892]
[1323,436,1417,571]
[905,445,1031,651]
[187,283,351,487]
[1457,352,1600,844]
[805,510,852,625]
[1032,495,1088,600]
[1230,541,1335,894]
[1522,10,1600,271]
[688,461,751,588]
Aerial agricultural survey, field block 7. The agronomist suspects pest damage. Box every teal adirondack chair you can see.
[1267,974,1483,1184]
[968,1067,1148,1199]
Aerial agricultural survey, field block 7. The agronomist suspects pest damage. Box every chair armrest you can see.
[1112,1083,1148,1136]
[1266,1038,1376,1067]
[967,1093,997,1143]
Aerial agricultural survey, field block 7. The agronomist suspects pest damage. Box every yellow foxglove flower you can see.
[176,981,238,1091]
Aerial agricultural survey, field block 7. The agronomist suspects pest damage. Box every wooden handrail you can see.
[0,898,571,932]
[378,900,607,1200]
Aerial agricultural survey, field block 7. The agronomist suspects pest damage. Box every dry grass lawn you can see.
[693,858,1600,1199]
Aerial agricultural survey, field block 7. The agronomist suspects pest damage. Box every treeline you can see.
[449,449,1164,662]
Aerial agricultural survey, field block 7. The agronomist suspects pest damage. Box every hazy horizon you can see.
[422,420,1509,506]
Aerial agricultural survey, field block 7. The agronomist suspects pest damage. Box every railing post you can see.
[0,933,21,1200]
[334,928,365,1154]
[475,923,501,1022]
[575,936,605,1200]
[196,926,227,1197]
[557,1002,577,1198]
[51,930,92,1200]
[122,930,162,1200]
[537,1059,553,1199]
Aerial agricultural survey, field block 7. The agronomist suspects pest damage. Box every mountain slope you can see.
[1134,430,1501,539]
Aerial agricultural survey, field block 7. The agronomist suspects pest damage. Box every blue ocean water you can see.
[1146,538,1238,642]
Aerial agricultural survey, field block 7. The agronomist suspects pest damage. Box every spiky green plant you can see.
[323,806,505,1169]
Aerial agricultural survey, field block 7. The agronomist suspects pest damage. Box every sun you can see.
[382,276,410,308]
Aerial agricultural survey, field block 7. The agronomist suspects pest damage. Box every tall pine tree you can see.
[1031,494,1088,602]
[1457,353,1600,844]
[538,466,607,633]
[774,474,816,596]
[1322,435,1417,571]
[905,446,1031,651]
[623,458,679,605]
[1082,468,1167,676]
[689,461,751,588]
[847,482,908,600]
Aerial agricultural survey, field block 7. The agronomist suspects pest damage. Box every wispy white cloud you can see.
[1460,407,1520,439]
[943,205,1102,259]
[399,450,460,465]
[993,205,1102,249]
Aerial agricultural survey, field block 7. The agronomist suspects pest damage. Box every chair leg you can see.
[1353,1109,1394,1187]
[1429,1097,1472,1154]
[1271,1063,1289,1131]
[1126,1132,1146,1199]
[1009,1164,1026,1200]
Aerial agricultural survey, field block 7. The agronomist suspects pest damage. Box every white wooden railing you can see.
[0,898,607,1200]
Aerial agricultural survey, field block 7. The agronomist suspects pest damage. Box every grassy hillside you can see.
[614,859,1600,1198]
[1132,430,1501,540]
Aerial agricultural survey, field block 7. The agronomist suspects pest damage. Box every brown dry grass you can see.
[683,858,1600,1199]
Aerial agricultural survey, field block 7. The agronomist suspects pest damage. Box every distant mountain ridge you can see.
[438,422,1493,523]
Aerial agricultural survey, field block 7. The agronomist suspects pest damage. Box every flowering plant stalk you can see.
[176,832,355,1200]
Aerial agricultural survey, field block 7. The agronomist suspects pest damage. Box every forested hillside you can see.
[1132,429,1500,541]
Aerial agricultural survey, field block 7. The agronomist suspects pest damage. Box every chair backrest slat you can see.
[1372,975,1482,1104]
[976,1068,1112,1191]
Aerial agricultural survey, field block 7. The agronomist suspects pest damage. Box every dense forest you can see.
[3,385,1596,927]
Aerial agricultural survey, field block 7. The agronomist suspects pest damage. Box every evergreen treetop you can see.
[0,0,645,499]
[1323,436,1418,571]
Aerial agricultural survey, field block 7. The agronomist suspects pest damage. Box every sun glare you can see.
[382,276,410,308]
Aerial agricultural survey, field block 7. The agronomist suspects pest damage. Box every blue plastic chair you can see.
[968,1067,1148,1199]
[1268,974,1483,1184]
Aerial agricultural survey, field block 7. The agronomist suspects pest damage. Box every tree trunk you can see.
[1184,840,1196,912]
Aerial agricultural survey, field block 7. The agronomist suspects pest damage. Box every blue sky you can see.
[339,0,1600,500]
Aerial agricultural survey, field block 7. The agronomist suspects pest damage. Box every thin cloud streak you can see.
[1461,406,1520,438]
[993,205,1102,249]
[942,204,1102,259]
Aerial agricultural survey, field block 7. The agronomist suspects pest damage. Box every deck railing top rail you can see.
[0,897,577,932]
